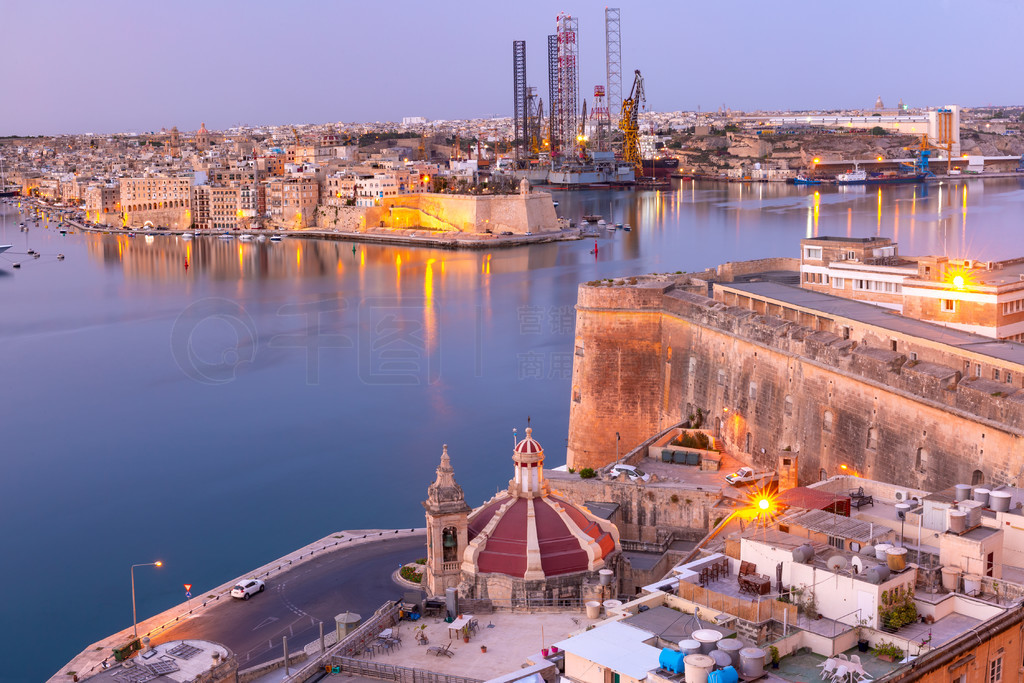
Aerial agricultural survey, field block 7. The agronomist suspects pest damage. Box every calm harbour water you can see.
[3,177,1024,683]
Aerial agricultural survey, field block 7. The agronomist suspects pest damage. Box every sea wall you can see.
[568,278,1024,490]
[364,192,559,235]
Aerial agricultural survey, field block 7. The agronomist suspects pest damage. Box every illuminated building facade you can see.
[119,175,193,229]
[266,176,318,228]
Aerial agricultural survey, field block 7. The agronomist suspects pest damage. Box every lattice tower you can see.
[605,8,622,137]
[555,13,579,160]
[547,34,559,154]
[512,40,527,163]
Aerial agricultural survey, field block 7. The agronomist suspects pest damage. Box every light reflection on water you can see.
[4,177,1024,682]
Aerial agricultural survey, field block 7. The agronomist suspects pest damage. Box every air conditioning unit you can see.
[893,489,912,502]
[964,260,973,269]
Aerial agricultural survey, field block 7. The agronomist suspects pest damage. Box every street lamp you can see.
[131,561,163,638]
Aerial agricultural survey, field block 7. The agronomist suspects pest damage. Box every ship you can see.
[792,174,822,185]
[641,157,679,178]
[835,164,925,185]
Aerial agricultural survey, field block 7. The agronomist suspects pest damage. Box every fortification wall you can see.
[123,207,190,230]
[568,279,1024,490]
[364,192,558,234]
[315,205,366,231]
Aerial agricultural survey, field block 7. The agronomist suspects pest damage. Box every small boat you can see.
[238,234,254,241]
[552,201,559,207]
[181,232,194,240]
[623,224,632,231]
[793,174,821,185]
[257,234,267,242]
[270,234,283,242]
[597,219,607,226]
[615,223,623,229]
[218,232,233,240]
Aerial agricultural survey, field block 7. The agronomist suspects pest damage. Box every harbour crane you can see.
[619,69,645,175]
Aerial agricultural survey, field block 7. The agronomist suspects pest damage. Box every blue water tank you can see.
[708,665,739,683]
[659,648,686,674]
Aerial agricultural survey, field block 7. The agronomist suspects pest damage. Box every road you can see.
[154,533,426,669]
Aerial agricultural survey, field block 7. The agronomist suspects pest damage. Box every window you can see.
[976,364,982,378]
[989,656,1002,683]
[804,246,823,260]
[832,277,845,289]
[847,251,856,260]
[718,369,726,386]
[1007,373,1013,384]
[823,411,834,433]
[916,448,928,472]
[749,382,757,401]
[867,427,878,450]
[828,536,845,550]
[994,369,1000,381]
[941,299,956,312]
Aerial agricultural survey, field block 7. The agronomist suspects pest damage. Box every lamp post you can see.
[131,561,163,638]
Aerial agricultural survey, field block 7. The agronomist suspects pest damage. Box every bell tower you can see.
[423,445,471,596]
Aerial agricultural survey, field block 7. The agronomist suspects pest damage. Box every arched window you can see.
[442,526,458,563]
[823,411,834,433]
[916,448,928,472]
[819,468,828,481]
[972,469,985,486]
[745,432,752,453]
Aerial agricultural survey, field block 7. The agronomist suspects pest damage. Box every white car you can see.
[611,464,651,483]
[231,579,265,600]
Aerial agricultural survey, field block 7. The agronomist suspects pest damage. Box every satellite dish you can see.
[851,556,864,574]
[827,555,848,572]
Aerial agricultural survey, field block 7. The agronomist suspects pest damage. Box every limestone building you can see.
[424,428,621,606]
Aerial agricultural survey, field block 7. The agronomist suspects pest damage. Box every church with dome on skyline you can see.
[422,426,621,606]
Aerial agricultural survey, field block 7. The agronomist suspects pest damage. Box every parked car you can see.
[230,579,265,600]
[611,464,651,483]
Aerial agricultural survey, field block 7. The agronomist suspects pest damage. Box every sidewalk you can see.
[49,528,426,683]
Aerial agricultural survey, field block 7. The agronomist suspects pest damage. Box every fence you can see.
[329,655,483,683]
[284,601,400,682]
[677,581,797,625]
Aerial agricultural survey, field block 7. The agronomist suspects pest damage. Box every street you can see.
[153,533,426,669]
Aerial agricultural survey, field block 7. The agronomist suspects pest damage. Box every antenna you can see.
[827,555,848,573]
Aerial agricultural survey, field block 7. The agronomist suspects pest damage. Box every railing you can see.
[330,656,483,683]
[284,601,400,681]
[442,562,460,572]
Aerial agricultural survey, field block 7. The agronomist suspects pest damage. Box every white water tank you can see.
[990,490,1012,512]
[954,484,972,501]
[679,639,702,657]
[685,654,715,683]
[692,629,724,654]
[874,543,892,561]
[716,638,745,667]
[973,488,990,507]
[739,648,766,678]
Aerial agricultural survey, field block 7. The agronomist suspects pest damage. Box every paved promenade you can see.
[49,528,425,683]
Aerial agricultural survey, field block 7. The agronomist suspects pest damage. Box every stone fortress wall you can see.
[363,192,559,235]
[567,276,1024,491]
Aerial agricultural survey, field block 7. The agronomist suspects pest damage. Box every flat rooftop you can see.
[717,280,1024,365]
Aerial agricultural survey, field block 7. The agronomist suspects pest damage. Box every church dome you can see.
[462,426,619,580]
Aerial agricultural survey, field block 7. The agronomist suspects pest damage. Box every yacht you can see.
[181,232,194,240]
[269,234,283,242]
[0,245,11,255]
[238,234,254,241]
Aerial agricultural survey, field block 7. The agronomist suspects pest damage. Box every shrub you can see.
[579,467,597,479]
[872,640,904,660]
[400,565,423,583]
[414,557,426,565]
[671,431,713,450]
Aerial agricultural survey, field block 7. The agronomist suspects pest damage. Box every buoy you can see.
[57,254,65,261]
[27,249,35,255]
[33,253,40,259]
[184,259,189,270]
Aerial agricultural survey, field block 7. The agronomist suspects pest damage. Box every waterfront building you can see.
[800,236,1024,341]
[119,175,193,229]
[424,428,620,605]
[84,183,120,223]
[265,176,318,228]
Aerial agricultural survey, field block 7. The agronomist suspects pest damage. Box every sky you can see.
[3,0,1023,136]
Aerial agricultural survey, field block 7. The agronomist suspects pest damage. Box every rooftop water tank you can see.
[710,650,733,669]
[886,546,908,572]
[973,488,991,507]
[965,504,983,528]
[739,648,766,678]
[948,510,967,534]
[692,629,724,654]
[716,638,745,668]
[955,484,972,501]
[679,640,702,657]
[685,654,715,683]
[709,665,739,683]
[659,648,686,674]
[864,565,891,584]
[793,544,815,563]
[990,490,1012,512]
[874,543,892,561]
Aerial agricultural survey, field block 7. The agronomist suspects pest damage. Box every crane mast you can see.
[619,69,645,175]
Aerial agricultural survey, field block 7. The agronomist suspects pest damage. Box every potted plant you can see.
[872,640,904,663]
[767,645,780,669]
[480,645,487,653]
[856,618,870,653]
[462,626,470,643]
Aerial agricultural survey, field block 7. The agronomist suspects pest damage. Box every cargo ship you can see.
[641,157,679,178]
[835,165,926,185]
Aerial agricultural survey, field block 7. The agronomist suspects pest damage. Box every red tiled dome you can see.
[467,493,617,578]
